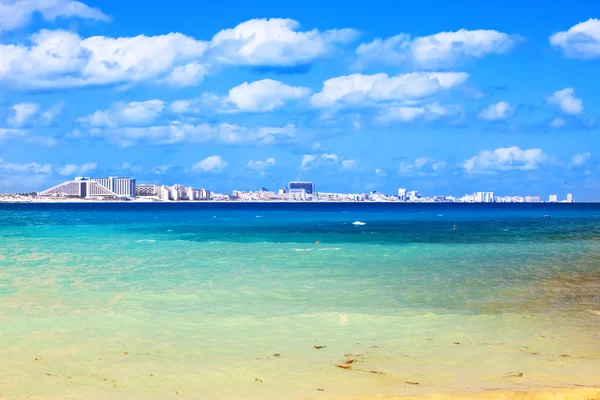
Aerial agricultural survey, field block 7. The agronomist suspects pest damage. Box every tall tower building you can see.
[398,188,407,200]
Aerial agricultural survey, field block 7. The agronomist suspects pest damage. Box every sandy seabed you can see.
[320,388,600,400]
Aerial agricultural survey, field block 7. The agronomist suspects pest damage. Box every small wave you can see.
[166,229,173,232]
[437,214,443,217]
[135,239,156,243]
[352,221,366,226]
[318,247,341,251]
[255,215,263,218]
[292,248,313,252]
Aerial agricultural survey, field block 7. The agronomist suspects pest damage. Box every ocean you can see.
[1,203,599,399]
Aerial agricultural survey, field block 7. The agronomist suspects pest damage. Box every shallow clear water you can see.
[1,203,600,399]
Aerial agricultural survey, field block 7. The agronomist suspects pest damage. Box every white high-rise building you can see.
[475,192,495,203]
[398,188,407,200]
[566,193,573,203]
[549,194,558,203]
[39,176,135,198]
[408,190,420,201]
[90,176,136,198]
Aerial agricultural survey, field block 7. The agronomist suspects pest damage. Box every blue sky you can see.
[0,0,599,199]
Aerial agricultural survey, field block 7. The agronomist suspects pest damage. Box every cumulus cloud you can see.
[341,159,357,169]
[40,102,65,125]
[168,100,196,114]
[193,155,226,173]
[478,101,513,120]
[161,62,209,87]
[547,88,583,115]
[376,103,462,123]
[58,162,97,176]
[301,154,317,170]
[398,157,446,175]
[356,29,518,68]
[0,128,26,142]
[0,0,110,32]
[224,79,311,112]
[311,72,468,108]
[89,122,297,147]
[550,117,565,128]
[571,152,591,167]
[0,30,207,90]
[321,153,339,162]
[0,17,360,91]
[7,102,39,127]
[209,18,358,67]
[152,165,171,175]
[246,157,276,170]
[463,147,547,174]
[550,19,600,59]
[301,153,356,171]
[78,100,166,127]
[375,168,387,177]
[0,158,52,174]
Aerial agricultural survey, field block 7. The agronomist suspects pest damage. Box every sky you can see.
[0,0,599,200]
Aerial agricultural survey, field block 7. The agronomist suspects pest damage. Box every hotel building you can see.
[39,176,136,198]
[289,181,315,194]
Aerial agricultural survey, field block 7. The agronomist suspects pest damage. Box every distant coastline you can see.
[0,196,585,204]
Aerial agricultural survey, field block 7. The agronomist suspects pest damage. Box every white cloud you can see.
[398,157,446,175]
[571,152,591,167]
[40,102,64,124]
[478,101,513,120]
[114,162,140,173]
[547,88,583,115]
[7,102,39,127]
[550,117,565,128]
[209,18,358,67]
[246,157,276,170]
[463,146,547,174]
[321,153,339,162]
[224,79,311,112]
[193,155,226,173]
[376,103,462,123]
[377,106,425,123]
[0,18,359,90]
[0,158,52,174]
[58,162,97,176]
[0,128,26,141]
[550,19,600,59]
[356,29,517,68]
[0,30,207,90]
[0,0,110,32]
[152,165,171,175]
[78,100,165,127]
[341,159,357,169]
[301,154,317,170]
[311,72,468,108]
[162,62,209,87]
[168,100,195,114]
[375,168,387,177]
[90,122,296,147]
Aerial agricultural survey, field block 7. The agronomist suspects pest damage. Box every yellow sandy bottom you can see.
[321,387,600,400]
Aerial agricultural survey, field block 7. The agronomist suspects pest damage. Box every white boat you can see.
[352,221,366,226]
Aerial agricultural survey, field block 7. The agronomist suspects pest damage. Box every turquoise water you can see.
[1,203,600,399]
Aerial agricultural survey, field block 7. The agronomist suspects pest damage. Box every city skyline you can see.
[0,1,599,199]
[25,175,575,203]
